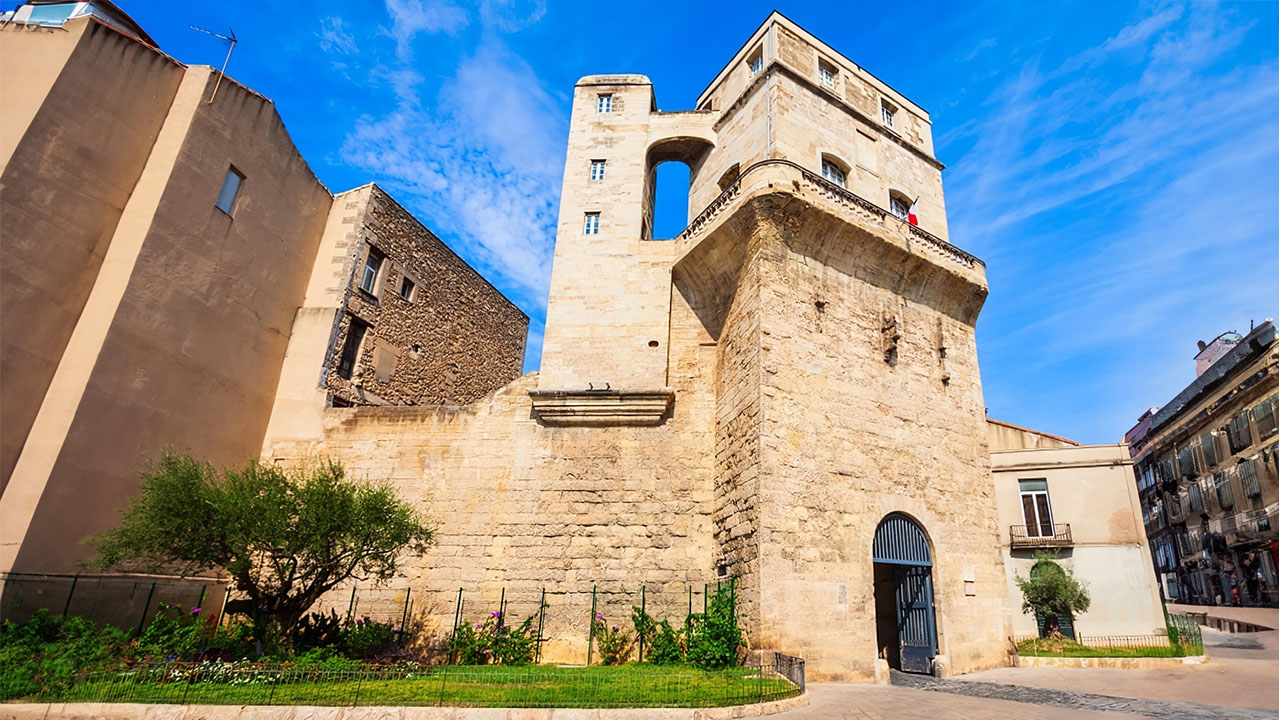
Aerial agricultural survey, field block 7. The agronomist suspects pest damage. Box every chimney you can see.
[1197,340,1207,352]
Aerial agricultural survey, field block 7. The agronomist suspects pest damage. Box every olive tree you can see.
[1014,551,1091,637]
[90,452,433,647]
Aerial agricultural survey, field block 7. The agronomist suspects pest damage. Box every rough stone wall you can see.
[326,186,528,406]
[265,364,718,663]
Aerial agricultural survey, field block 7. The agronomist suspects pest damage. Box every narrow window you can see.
[597,94,613,113]
[590,160,606,181]
[818,60,836,89]
[889,194,911,219]
[1200,431,1218,468]
[821,159,846,188]
[1177,444,1198,478]
[215,167,244,214]
[881,102,896,128]
[336,318,369,380]
[1253,396,1277,439]
[584,212,600,235]
[1188,480,1204,513]
[1018,479,1054,538]
[399,276,416,301]
[747,47,763,76]
[1213,471,1234,509]
[360,247,385,295]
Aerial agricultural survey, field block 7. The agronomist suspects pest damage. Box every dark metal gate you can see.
[873,514,937,674]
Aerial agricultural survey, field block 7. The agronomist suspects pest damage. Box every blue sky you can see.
[41,1,1279,443]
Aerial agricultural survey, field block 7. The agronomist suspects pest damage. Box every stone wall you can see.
[326,186,528,407]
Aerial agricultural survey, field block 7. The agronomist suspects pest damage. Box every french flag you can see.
[907,196,920,226]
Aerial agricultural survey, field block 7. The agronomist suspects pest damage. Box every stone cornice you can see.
[528,388,674,426]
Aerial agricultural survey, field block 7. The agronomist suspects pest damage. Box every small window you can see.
[1213,471,1234,510]
[889,194,911,219]
[818,60,836,89]
[336,317,369,380]
[1200,431,1218,468]
[1177,444,1198,478]
[1253,396,1277,439]
[1239,459,1262,497]
[821,158,846,188]
[584,212,600,235]
[1227,412,1252,453]
[590,160,606,181]
[399,276,416,301]
[215,167,244,214]
[1188,481,1204,513]
[881,103,896,128]
[747,47,763,76]
[360,247,385,295]
[1018,478,1054,538]
[597,94,613,113]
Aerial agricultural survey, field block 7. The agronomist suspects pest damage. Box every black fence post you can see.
[498,586,506,628]
[136,582,156,636]
[196,584,207,611]
[535,587,546,663]
[587,584,597,665]
[638,585,646,662]
[399,587,412,643]
[345,586,357,622]
[448,588,463,664]
[218,586,231,626]
[62,575,78,617]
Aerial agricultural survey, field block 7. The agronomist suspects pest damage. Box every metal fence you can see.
[1013,613,1204,657]
[0,572,226,631]
[44,659,803,708]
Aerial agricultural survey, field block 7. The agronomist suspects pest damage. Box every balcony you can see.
[1010,524,1073,549]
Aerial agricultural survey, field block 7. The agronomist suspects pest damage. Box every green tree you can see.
[89,452,433,649]
[1014,551,1091,637]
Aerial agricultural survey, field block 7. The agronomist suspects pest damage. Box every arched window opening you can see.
[717,163,740,192]
[821,154,849,189]
[651,161,692,240]
[644,136,714,241]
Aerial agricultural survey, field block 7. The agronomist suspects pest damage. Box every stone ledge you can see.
[1013,654,1209,669]
[0,694,808,720]
[528,389,675,426]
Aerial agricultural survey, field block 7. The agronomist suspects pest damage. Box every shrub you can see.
[340,617,395,659]
[592,615,634,666]
[647,620,685,665]
[447,611,540,665]
[291,610,344,653]
[686,586,743,670]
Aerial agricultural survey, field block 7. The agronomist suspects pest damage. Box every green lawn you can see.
[45,664,798,708]
[1015,638,1199,658]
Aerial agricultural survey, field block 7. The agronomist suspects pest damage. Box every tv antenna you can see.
[189,25,237,104]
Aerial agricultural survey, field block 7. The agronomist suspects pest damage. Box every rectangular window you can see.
[597,94,613,113]
[215,167,244,214]
[1177,444,1198,478]
[590,160,606,181]
[583,212,600,235]
[1018,479,1054,537]
[336,317,368,380]
[1188,480,1204,513]
[748,48,763,76]
[821,159,846,188]
[399,275,416,301]
[1239,459,1261,497]
[1213,471,1234,510]
[1200,431,1218,468]
[360,247,385,294]
[881,103,896,128]
[1253,396,1277,439]
[1227,412,1252,453]
[818,61,836,89]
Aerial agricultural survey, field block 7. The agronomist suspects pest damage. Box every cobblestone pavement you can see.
[779,682,1140,719]
[889,670,1276,719]
[1168,603,1278,629]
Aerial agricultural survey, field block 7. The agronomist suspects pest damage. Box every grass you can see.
[36,664,798,708]
[1015,637,1199,658]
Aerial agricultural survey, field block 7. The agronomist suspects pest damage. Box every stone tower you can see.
[535,12,1009,678]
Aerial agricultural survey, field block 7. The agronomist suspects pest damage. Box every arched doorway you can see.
[872,513,937,674]
[644,137,713,240]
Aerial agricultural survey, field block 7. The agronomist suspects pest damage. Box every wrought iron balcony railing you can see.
[1010,524,1073,549]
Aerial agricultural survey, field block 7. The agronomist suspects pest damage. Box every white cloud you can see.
[385,0,469,57]
[340,39,566,313]
[317,16,359,55]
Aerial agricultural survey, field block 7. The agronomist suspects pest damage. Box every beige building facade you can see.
[0,14,527,602]
[988,421,1167,639]
[1,8,1168,683]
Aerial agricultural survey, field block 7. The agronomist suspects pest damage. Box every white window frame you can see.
[360,247,385,295]
[818,62,836,89]
[590,160,606,181]
[583,212,600,235]
[821,159,846,188]
[881,103,896,128]
[889,195,911,219]
[398,275,416,302]
[748,48,763,76]
[1019,479,1055,538]
[597,94,613,113]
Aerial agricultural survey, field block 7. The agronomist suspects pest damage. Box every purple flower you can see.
[492,611,502,618]
[191,608,202,615]
[474,623,482,629]
[596,615,604,622]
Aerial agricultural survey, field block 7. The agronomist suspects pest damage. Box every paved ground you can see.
[1169,602,1278,629]
[776,627,1278,718]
